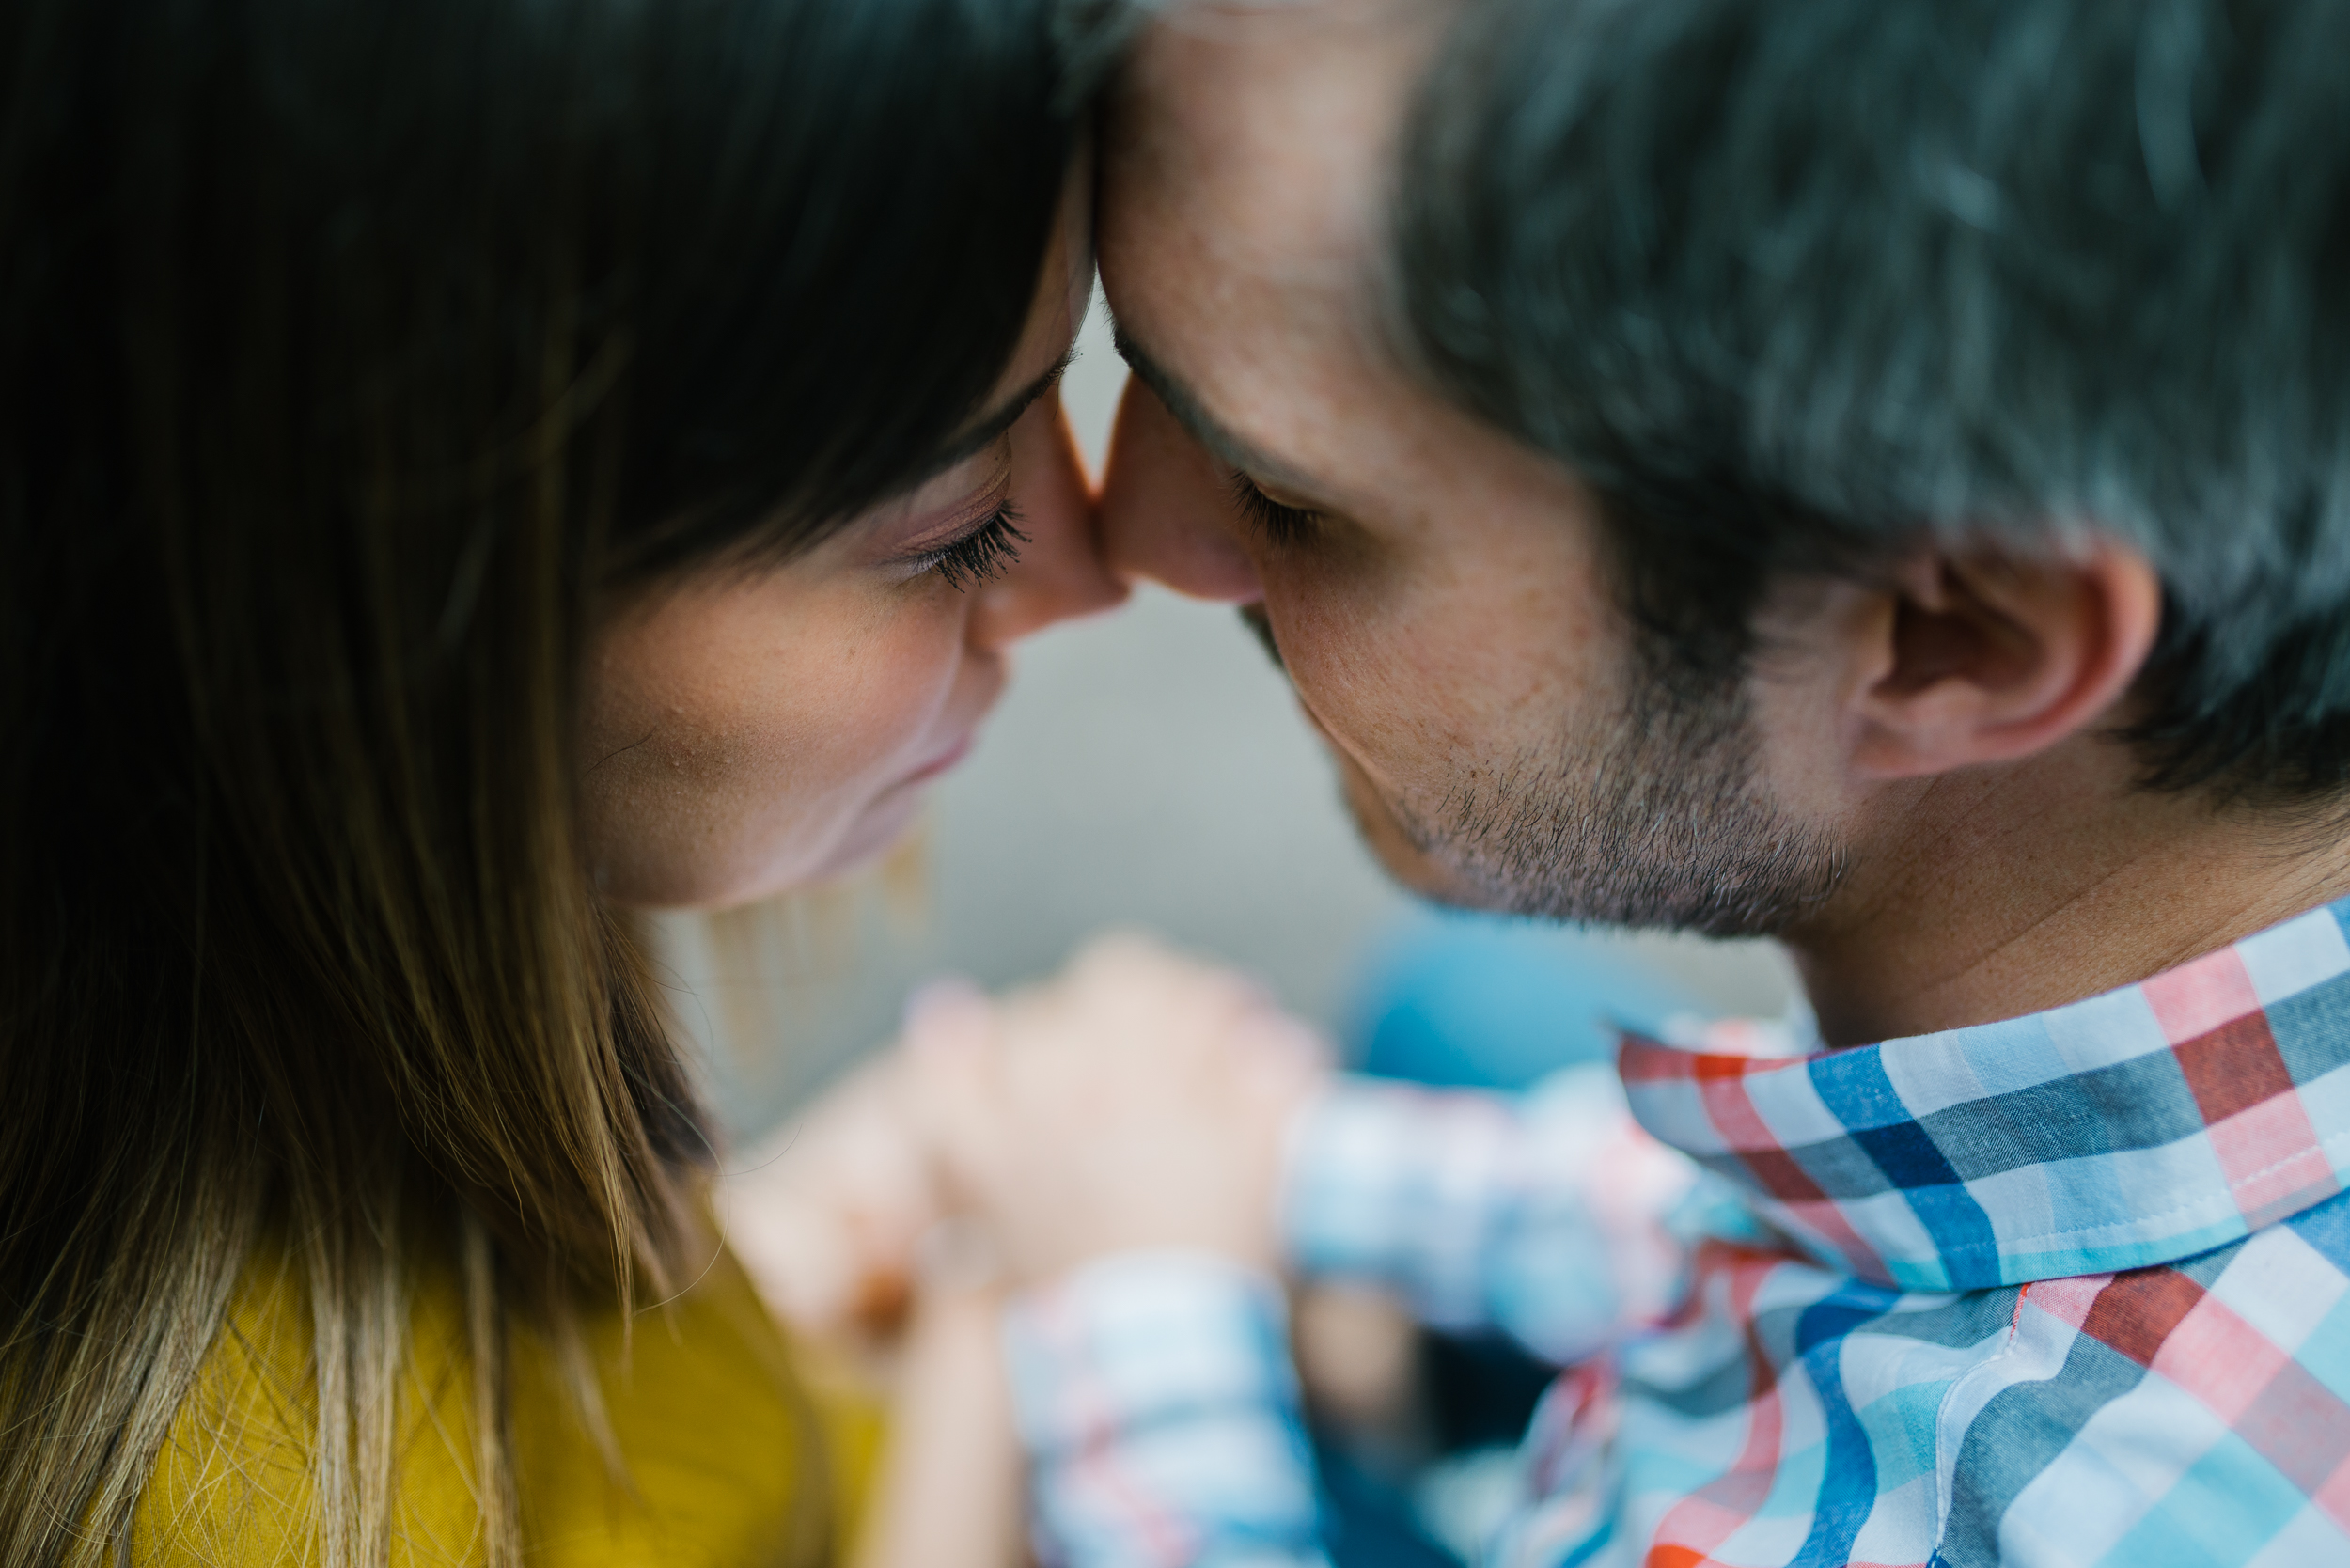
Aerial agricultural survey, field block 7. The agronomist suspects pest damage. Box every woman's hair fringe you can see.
[0,0,1079,1560]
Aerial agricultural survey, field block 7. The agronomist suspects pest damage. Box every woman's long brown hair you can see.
[0,1,1075,1562]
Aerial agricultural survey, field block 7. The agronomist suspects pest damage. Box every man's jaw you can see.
[1230,602,1537,912]
[1328,746,1499,910]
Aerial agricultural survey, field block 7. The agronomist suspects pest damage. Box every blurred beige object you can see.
[720,1047,1027,1568]
[1291,1281,1422,1439]
[847,1284,1027,1568]
[905,933,1332,1286]
[716,1053,941,1341]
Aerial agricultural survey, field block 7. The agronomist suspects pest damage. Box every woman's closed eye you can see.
[912,503,1031,591]
[1229,472,1321,547]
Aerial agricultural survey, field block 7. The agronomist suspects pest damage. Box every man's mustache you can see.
[1237,603,1284,671]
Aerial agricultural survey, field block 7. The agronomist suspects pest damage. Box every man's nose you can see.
[970,391,1128,650]
[1098,380,1262,603]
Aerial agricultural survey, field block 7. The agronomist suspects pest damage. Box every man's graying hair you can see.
[1399,0,2350,798]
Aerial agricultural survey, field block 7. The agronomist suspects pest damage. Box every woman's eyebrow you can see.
[923,348,1077,476]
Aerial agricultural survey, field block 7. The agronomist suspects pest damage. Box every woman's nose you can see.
[1097,380,1261,603]
[969,390,1128,650]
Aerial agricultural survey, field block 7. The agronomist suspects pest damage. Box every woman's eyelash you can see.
[923,504,1030,591]
[1229,473,1320,545]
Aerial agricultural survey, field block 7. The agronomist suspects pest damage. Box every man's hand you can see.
[904,933,1331,1286]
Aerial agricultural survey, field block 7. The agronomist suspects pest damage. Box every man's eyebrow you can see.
[1112,325,1323,494]
[925,347,1076,475]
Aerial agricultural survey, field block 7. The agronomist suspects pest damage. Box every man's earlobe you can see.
[1847,539,2162,781]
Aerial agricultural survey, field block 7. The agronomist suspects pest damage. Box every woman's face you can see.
[578,197,1120,909]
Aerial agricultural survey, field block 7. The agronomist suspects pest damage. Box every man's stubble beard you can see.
[1237,601,1845,938]
[1379,651,1849,939]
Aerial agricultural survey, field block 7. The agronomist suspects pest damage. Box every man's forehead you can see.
[1099,0,1448,483]
[1111,0,1438,274]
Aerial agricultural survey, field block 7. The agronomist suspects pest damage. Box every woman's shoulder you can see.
[133,1238,878,1567]
[512,1245,882,1566]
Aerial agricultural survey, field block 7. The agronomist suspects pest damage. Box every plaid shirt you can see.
[1003,898,2350,1568]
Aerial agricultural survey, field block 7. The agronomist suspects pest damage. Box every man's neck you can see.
[1782,745,2350,1048]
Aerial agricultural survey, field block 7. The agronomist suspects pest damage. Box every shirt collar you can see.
[1621,898,2350,1291]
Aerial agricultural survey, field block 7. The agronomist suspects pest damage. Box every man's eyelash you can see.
[1229,473,1320,545]
[922,504,1030,590]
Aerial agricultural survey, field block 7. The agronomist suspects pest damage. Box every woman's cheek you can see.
[581,566,976,906]
[777,590,968,806]
[855,592,974,762]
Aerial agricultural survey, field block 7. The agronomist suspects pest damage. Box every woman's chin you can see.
[796,788,931,887]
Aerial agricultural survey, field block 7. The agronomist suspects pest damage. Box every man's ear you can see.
[1845,538,2163,780]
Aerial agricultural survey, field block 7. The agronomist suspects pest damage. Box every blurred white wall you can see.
[676,290,1797,1143]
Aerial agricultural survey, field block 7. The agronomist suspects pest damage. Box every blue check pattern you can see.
[1003,899,2350,1567]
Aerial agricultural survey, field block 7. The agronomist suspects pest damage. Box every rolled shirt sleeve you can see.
[1280,1063,1700,1366]
[1003,1251,1331,1568]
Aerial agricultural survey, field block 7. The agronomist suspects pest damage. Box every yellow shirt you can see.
[131,1244,881,1567]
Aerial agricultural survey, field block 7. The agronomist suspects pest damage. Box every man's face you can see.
[1096,0,1842,933]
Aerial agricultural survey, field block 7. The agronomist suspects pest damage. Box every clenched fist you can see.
[902,933,1332,1285]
